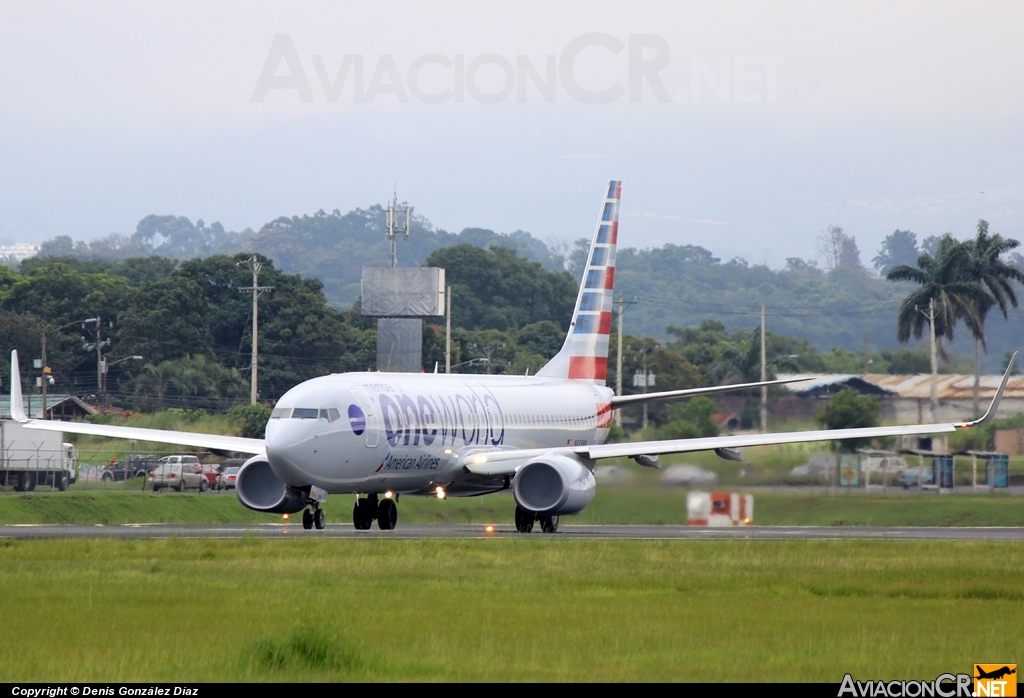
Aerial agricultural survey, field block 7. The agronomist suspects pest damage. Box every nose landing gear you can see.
[302,504,326,530]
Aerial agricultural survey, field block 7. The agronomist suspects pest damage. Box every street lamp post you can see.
[101,356,144,409]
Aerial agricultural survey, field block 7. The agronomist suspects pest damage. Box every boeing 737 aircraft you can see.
[7,181,1016,532]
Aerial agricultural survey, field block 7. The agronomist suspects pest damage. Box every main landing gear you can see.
[302,504,326,530]
[515,505,558,534]
[352,493,399,531]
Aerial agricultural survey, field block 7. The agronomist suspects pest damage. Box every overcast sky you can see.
[1,1,1022,269]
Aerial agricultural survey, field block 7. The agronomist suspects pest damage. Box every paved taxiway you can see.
[2,524,1024,540]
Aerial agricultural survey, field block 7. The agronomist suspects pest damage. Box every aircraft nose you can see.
[265,417,323,480]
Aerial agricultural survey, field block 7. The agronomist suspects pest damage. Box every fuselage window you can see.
[293,408,319,419]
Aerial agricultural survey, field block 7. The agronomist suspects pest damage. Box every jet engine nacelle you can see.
[235,455,306,514]
[512,454,596,516]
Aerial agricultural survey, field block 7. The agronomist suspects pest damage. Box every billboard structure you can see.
[360,268,446,317]
[361,267,446,373]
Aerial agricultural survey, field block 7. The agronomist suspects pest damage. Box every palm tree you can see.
[885,234,992,417]
[133,361,182,409]
[966,220,1024,411]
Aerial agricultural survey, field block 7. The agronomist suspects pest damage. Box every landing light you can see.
[436,487,446,500]
[444,448,453,455]
[282,513,289,520]
[471,454,487,464]
[485,525,494,534]
[384,491,393,499]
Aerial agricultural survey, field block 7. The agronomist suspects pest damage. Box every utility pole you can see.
[238,256,275,404]
[929,297,938,420]
[82,317,110,411]
[633,340,656,430]
[40,331,48,417]
[760,304,768,433]
[613,292,636,427]
[445,285,452,374]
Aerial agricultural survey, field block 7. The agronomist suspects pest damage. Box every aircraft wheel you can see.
[302,508,314,530]
[352,500,373,530]
[515,506,534,533]
[377,499,398,530]
[540,516,559,533]
[314,508,326,530]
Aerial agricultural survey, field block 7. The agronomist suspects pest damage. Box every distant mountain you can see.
[31,206,1023,370]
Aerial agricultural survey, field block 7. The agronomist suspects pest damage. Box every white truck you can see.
[0,420,77,491]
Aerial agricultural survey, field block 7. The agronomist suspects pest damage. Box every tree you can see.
[965,220,1024,411]
[885,234,989,359]
[37,235,75,258]
[657,396,720,439]
[818,226,864,271]
[872,230,918,276]
[424,244,576,332]
[229,404,272,439]
[816,389,881,451]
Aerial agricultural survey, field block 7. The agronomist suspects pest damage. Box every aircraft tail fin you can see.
[537,180,620,383]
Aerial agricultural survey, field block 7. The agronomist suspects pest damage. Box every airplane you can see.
[975,666,1016,681]
[6,180,1017,532]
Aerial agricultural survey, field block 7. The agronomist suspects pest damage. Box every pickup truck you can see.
[100,455,159,482]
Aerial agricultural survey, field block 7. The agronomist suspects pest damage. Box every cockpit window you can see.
[292,408,319,419]
[319,409,331,422]
[329,408,341,422]
[271,408,291,419]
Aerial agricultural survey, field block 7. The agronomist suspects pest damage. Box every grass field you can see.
[1,488,1022,527]
[0,538,1020,681]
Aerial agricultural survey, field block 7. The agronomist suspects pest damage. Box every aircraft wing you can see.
[579,352,1015,461]
[610,377,810,408]
[463,352,1017,477]
[7,351,265,455]
[16,420,266,455]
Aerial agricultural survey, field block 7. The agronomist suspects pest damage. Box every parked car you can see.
[217,466,240,490]
[899,466,934,489]
[218,458,246,473]
[159,455,201,468]
[150,462,207,492]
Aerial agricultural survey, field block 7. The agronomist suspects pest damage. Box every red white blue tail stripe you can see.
[537,180,620,383]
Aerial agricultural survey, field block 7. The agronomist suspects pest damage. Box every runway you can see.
[3,523,1024,540]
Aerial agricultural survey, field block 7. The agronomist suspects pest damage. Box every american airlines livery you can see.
[7,181,1016,532]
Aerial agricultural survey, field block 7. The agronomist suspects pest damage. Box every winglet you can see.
[957,351,1017,429]
[10,350,27,422]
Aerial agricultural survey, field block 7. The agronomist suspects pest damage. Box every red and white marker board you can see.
[686,491,754,526]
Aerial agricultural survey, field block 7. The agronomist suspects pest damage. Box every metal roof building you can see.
[0,395,97,421]
[776,373,1024,422]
